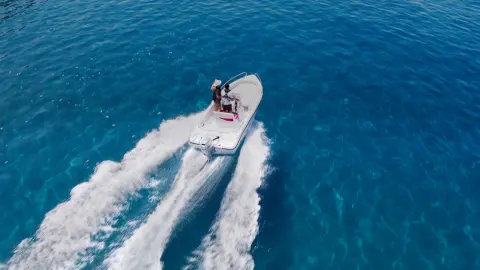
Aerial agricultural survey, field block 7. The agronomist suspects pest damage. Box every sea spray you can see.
[186,122,271,270]
[7,112,204,270]
[106,148,230,270]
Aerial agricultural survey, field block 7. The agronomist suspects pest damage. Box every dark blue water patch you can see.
[0,0,39,22]
[161,157,238,270]
[252,150,295,270]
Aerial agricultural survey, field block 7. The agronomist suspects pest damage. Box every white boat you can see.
[189,72,263,158]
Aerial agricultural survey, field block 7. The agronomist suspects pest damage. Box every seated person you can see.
[221,83,235,113]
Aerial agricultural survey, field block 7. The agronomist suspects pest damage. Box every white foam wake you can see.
[6,112,204,270]
[106,148,230,270]
[186,122,271,270]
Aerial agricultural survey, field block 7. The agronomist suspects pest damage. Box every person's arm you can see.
[230,92,239,100]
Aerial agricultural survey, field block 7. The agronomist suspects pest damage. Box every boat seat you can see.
[212,111,238,122]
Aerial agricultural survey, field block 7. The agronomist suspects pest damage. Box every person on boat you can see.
[210,80,222,112]
[221,83,236,113]
[211,82,222,111]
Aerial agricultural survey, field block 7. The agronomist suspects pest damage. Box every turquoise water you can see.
[2,0,480,269]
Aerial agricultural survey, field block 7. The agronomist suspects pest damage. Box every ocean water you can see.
[1,0,480,269]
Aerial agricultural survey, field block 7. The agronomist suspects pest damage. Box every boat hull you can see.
[188,73,262,157]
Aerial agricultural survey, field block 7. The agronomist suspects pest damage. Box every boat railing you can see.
[222,72,248,87]
[254,73,262,84]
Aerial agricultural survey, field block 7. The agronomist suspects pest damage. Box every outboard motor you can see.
[199,136,219,159]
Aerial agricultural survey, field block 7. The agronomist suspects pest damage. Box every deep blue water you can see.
[2,0,480,269]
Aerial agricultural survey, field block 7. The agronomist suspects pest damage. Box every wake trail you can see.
[6,112,204,270]
[186,122,271,270]
[106,148,230,270]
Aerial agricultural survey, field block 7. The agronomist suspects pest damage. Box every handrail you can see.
[254,73,262,84]
[222,72,248,87]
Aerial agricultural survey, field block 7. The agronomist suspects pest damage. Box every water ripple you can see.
[1,0,480,268]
